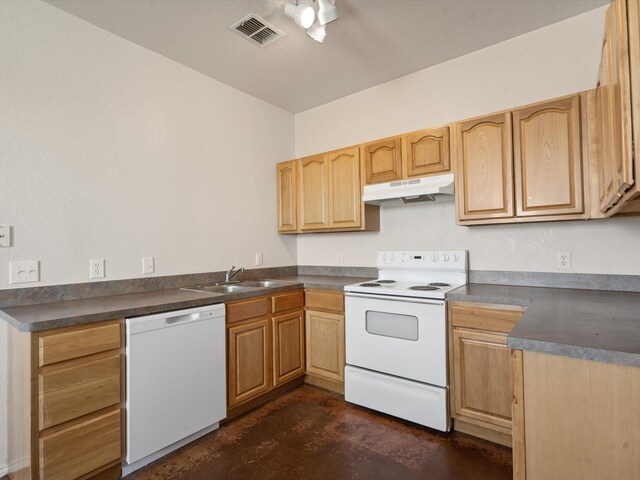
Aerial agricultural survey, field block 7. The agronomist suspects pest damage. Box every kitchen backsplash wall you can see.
[293,6,640,275]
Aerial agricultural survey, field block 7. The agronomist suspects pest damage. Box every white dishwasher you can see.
[124,303,226,475]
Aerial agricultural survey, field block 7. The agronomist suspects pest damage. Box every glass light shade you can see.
[306,23,326,43]
[317,0,339,25]
[285,3,316,29]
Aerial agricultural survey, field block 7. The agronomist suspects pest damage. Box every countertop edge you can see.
[507,337,640,368]
[1,277,363,332]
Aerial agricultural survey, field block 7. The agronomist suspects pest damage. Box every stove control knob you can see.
[443,254,450,262]
[453,254,460,262]
[431,253,439,262]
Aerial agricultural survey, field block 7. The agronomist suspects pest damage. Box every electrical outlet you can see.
[90,258,105,279]
[556,252,571,270]
[255,253,263,266]
[337,252,344,264]
[9,260,39,284]
[142,256,154,274]
[0,225,11,247]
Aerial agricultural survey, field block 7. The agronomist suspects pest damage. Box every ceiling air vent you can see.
[229,14,284,48]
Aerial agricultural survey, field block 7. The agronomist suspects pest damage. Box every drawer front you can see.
[227,297,269,323]
[39,409,121,480]
[305,290,344,313]
[39,353,120,430]
[450,305,522,334]
[271,290,304,314]
[39,320,121,367]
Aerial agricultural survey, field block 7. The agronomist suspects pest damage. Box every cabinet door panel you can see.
[273,311,305,386]
[299,154,329,230]
[228,318,270,406]
[452,328,512,429]
[277,161,297,233]
[456,113,514,221]
[39,409,121,480]
[327,147,361,229]
[305,310,344,382]
[405,127,450,177]
[39,353,120,430]
[513,96,584,216]
[363,138,403,184]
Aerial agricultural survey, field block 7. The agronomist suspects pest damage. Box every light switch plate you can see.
[255,253,263,266]
[0,225,11,247]
[10,260,39,284]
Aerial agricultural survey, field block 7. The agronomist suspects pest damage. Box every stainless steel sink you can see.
[239,280,294,288]
[181,285,258,294]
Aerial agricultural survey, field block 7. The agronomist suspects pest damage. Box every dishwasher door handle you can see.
[166,312,200,324]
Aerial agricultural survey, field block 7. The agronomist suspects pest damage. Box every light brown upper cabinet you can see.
[362,127,452,185]
[404,127,451,178]
[456,94,588,225]
[276,160,297,233]
[327,147,361,229]
[596,0,640,216]
[513,96,584,217]
[298,153,329,231]
[277,146,379,234]
[455,113,515,223]
[363,137,403,184]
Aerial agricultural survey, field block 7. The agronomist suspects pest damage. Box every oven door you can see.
[345,292,447,387]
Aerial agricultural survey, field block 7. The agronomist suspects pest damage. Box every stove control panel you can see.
[377,250,468,270]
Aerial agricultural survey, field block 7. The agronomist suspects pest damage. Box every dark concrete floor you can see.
[125,385,512,480]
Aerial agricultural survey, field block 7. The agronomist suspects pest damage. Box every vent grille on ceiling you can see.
[229,14,284,48]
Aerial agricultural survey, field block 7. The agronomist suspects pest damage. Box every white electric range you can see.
[343,250,468,432]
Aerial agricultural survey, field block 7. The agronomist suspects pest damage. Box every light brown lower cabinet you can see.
[449,303,523,447]
[8,319,123,480]
[512,351,640,480]
[304,289,345,393]
[226,291,305,413]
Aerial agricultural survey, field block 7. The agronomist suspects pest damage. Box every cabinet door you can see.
[455,113,514,222]
[272,311,305,386]
[609,0,634,198]
[513,96,584,217]
[298,154,329,231]
[629,0,640,192]
[228,317,271,407]
[363,137,403,184]
[276,160,297,233]
[452,328,513,430]
[327,146,362,229]
[305,310,345,382]
[404,127,450,178]
[596,20,620,212]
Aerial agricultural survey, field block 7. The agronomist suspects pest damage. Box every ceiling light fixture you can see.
[284,2,316,29]
[306,22,326,43]
[317,0,339,25]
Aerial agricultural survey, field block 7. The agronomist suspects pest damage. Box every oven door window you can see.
[365,310,418,341]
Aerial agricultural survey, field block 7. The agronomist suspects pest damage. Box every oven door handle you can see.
[344,292,445,306]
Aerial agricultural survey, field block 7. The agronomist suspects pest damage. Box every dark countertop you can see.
[448,284,640,368]
[0,275,372,333]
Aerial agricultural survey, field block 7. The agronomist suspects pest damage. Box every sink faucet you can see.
[225,266,244,283]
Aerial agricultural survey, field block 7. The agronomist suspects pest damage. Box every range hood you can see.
[363,173,455,204]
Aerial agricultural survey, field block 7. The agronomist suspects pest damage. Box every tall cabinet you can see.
[595,0,640,216]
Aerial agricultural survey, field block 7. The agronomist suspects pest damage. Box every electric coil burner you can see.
[343,250,469,432]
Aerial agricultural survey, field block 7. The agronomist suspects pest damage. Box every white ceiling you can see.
[45,0,609,113]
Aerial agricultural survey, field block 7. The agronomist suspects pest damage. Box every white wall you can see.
[0,1,296,472]
[295,6,640,275]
